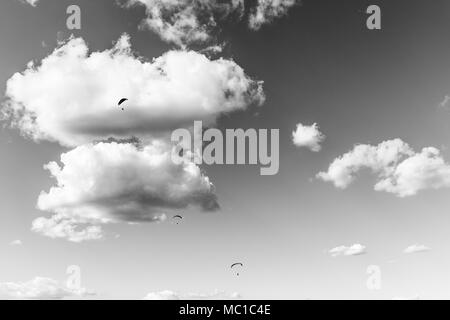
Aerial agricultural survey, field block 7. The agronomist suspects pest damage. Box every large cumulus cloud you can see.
[33,140,219,242]
[3,34,264,147]
[317,139,450,197]
[2,30,265,242]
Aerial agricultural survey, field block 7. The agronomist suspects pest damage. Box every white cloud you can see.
[19,0,39,7]
[392,294,420,300]
[32,140,218,242]
[403,244,431,254]
[439,95,450,110]
[3,34,264,147]
[0,277,92,300]
[249,0,300,30]
[143,289,241,300]
[143,290,180,300]
[292,122,325,152]
[317,139,450,197]
[124,0,244,47]
[123,0,299,47]
[329,244,366,257]
[32,214,104,243]
[9,240,22,246]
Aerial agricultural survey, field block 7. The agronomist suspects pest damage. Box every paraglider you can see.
[172,215,183,225]
[231,262,243,276]
[118,98,128,110]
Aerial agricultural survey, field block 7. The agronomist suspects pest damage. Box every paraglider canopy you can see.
[118,98,128,110]
[231,263,243,276]
[172,215,183,224]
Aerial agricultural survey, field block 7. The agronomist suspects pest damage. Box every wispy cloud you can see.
[0,277,94,300]
[143,289,241,300]
[18,0,39,7]
[329,244,367,257]
[122,0,300,47]
[249,0,300,30]
[438,95,450,110]
[9,240,22,246]
[403,244,431,254]
[392,294,420,300]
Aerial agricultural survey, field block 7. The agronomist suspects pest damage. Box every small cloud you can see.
[143,289,241,300]
[329,243,367,257]
[438,95,450,110]
[292,122,325,152]
[403,244,431,254]
[392,294,420,300]
[199,44,225,55]
[9,240,22,246]
[0,277,94,300]
[18,0,39,7]
[249,0,301,30]
[143,290,180,300]
[387,259,397,264]
[56,31,69,45]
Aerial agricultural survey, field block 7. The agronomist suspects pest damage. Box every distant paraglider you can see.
[231,262,243,276]
[118,98,128,110]
[172,215,183,225]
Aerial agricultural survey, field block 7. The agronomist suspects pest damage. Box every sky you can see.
[1,0,450,300]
